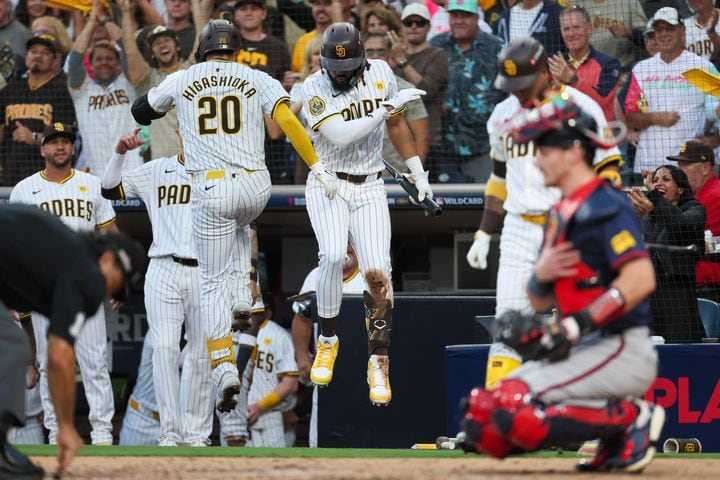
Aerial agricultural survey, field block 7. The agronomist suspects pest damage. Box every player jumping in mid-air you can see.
[299,22,433,405]
[460,92,665,474]
[465,38,623,390]
[132,19,337,413]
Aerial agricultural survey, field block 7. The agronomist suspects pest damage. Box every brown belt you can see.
[172,256,198,267]
[335,172,382,184]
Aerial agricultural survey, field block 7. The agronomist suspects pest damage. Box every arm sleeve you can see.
[94,193,117,228]
[317,110,388,147]
[67,51,87,89]
[273,101,318,167]
[101,152,125,190]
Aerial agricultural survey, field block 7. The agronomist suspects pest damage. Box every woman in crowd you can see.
[629,165,708,342]
[362,6,401,35]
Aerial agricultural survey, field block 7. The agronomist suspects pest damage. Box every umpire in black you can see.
[0,204,146,478]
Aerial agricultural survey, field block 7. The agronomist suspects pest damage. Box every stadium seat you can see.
[697,298,720,339]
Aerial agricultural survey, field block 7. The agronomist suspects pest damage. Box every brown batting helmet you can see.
[494,37,547,92]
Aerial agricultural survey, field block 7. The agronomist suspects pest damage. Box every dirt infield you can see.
[31,456,717,479]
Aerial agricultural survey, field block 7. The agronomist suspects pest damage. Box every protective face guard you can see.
[507,90,626,149]
[320,55,364,72]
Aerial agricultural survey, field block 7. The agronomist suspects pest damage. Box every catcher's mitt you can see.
[491,310,575,362]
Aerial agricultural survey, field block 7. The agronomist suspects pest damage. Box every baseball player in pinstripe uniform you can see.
[7,313,44,445]
[218,288,266,447]
[465,38,623,390]
[9,123,117,445]
[246,314,299,448]
[132,19,336,413]
[118,335,162,446]
[102,129,215,446]
[291,244,366,447]
[298,22,432,406]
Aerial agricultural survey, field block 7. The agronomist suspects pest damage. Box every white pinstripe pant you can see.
[34,306,114,445]
[145,257,213,444]
[190,169,271,382]
[305,175,393,318]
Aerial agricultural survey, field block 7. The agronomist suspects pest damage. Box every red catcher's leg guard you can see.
[491,379,546,452]
[461,388,513,458]
[492,379,531,409]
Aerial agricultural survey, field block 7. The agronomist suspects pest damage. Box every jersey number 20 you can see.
[198,95,242,135]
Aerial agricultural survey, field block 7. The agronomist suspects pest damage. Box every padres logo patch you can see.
[375,81,385,91]
[610,230,637,255]
[309,96,326,116]
[264,337,272,346]
[78,185,87,192]
[504,60,517,76]
[335,45,346,57]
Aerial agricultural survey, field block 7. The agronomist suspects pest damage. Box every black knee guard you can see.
[363,291,392,356]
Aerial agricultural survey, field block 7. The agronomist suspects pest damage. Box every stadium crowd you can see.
[2,0,720,451]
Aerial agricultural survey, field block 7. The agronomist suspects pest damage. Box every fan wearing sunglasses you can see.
[390,4,448,177]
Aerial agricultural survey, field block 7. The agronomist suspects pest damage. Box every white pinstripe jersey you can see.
[70,74,143,176]
[487,86,622,215]
[118,154,195,259]
[300,59,400,175]
[248,319,298,412]
[9,170,116,232]
[147,60,290,173]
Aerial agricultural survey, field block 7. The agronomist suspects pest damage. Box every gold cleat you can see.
[311,336,339,387]
[367,355,391,406]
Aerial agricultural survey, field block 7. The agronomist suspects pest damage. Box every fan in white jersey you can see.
[9,123,118,445]
[131,19,337,414]
[465,38,623,390]
[685,0,720,62]
[68,6,142,176]
[291,244,366,447]
[101,129,216,446]
[298,22,433,406]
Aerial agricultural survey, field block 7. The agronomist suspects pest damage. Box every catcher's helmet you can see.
[320,22,367,91]
[494,37,547,92]
[196,19,240,62]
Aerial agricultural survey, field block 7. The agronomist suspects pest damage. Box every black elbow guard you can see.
[132,95,165,126]
[101,184,124,200]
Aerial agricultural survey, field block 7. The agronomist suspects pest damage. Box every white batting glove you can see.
[310,161,338,200]
[466,230,491,270]
[381,88,427,114]
[405,156,433,202]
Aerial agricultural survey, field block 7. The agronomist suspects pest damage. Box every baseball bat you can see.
[646,243,699,253]
[383,160,442,217]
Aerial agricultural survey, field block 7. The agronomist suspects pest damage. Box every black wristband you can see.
[528,274,553,297]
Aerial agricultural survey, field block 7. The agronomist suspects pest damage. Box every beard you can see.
[47,154,73,169]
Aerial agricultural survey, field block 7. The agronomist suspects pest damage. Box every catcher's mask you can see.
[320,22,367,92]
[508,90,626,164]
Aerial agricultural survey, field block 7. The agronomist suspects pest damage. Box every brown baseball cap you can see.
[666,140,715,164]
[494,37,548,91]
[41,123,76,145]
[26,31,61,55]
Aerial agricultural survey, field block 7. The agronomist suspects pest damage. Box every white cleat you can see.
[367,354,391,406]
